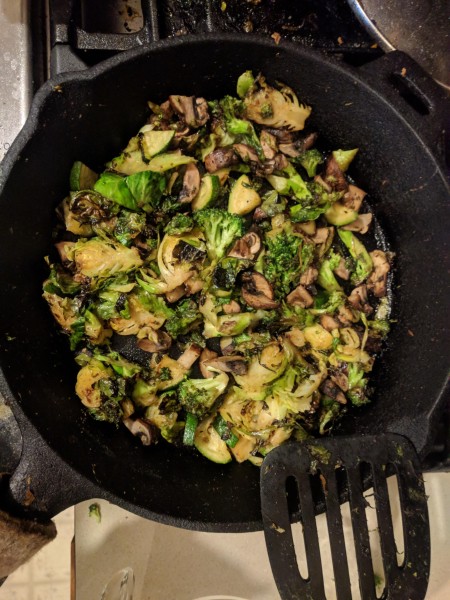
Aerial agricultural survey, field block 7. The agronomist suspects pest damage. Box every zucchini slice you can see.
[325,202,358,226]
[139,128,175,161]
[192,174,220,211]
[194,415,232,464]
[228,174,261,216]
[148,152,196,172]
[70,161,98,191]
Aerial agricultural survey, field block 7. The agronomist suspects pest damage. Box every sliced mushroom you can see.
[220,337,235,355]
[123,418,157,446]
[286,284,314,308]
[320,314,340,332]
[337,304,359,326]
[165,285,186,303]
[169,95,209,128]
[342,213,373,234]
[138,331,172,353]
[367,250,390,298]
[312,227,332,245]
[199,348,219,379]
[333,257,350,281]
[320,379,347,404]
[296,220,316,236]
[159,100,173,120]
[184,276,204,295]
[264,128,294,144]
[241,272,279,309]
[169,95,196,126]
[278,142,301,158]
[228,231,261,260]
[314,174,333,193]
[298,132,318,152]
[233,143,260,163]
[342,184,367,211]
[260,130,277,159]
[179,163,201,203]
[330,371,349,392]
[285,327,306,348]
[194,97,210,127]
[299,266,318,286]
[203,355,248,375]
[222,300,241,314]
[178,343,202,369]
[324,156,348,192]
[204,148,239,173]
[348,285,373,315]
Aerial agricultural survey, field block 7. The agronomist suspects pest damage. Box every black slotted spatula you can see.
[260,433,430,600]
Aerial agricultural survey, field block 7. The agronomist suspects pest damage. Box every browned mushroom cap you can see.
[228,231,261,260]
[299,266,318,286]
[253,207,268,222]
[233,143,260,163]
[204,148,239,173]
[123,418,157,446]
[199,348,219,379]
[342,213,373,234]
[320,314,340,332]
[348,284,373,315]
[203,355,248,375]
[342,184,366,211]
[260,130,277,159]
[179,163,201,203]
[220,337,235,355]
[367,250,390,298]
[324,156,348,192]
[241,272,279,309]
[286,284,314,308]
[333,257,350,281]
[320,379,347,404]
[222,300,241,314]
[168,95,209,128]
[138,331,172,353]
[337,304,359,326]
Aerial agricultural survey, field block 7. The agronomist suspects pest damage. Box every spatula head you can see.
[260,433,430,600]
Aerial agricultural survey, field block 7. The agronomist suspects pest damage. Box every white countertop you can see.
[75,472,450,600]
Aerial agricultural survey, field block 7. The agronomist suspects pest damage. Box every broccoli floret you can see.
[347,363,369,407]
[337,230,373,285]
[164,214,194,236]
[297,149,324,178]
[263,224,303,298]
[317,251,343,292]
[177,373,229,417]
[165,299,201,339]
[310,291,346,316]
[89,398,123,426]
[212,257,250,291]
[217,96,264,159]
[194,208,244,263]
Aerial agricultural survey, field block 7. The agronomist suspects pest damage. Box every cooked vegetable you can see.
[44,70,391,465]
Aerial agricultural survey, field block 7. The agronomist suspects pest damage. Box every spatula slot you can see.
[385,468,405,568]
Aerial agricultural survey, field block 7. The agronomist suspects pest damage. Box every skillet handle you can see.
[356,51,449,169]
[2,402,102,522]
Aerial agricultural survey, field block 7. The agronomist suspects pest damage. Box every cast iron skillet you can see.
[0,35,448,532]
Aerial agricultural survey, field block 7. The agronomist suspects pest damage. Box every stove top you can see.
[0,0,448,481]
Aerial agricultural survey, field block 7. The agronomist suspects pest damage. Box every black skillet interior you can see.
[0,35,449,531]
